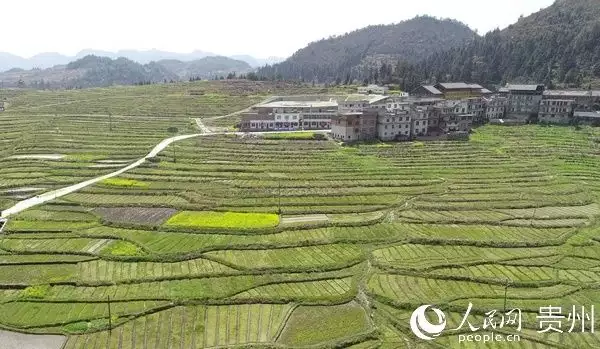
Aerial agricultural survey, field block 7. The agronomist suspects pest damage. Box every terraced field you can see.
[1,83,600,348]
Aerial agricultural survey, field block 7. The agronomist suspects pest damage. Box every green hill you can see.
[417,0,600,88]
[257,16,476,82]
[0,55,254,88]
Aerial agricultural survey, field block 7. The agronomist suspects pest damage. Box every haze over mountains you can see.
[0,55,260,88]
[0,49,284,71]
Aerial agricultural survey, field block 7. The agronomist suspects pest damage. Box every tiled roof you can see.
[438,82,472,90]
[422,85,442,95]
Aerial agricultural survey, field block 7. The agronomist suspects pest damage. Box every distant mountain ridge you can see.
[0,55,254,88]
[0,49,285,72]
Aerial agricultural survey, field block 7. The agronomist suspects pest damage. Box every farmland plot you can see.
[63,306,205,349]
[3,88,600,349]
[203,304,294,347]
[78,258,235,283]
[93,207,177,225]
[204,244,364,271]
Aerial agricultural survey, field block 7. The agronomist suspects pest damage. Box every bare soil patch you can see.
[94,207,177,225]
[281,214,329,224]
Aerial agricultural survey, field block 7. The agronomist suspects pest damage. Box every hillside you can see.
[257,16,476,82]
[0,55,254,88]
[396,0,600,89]
[156,56,252,79]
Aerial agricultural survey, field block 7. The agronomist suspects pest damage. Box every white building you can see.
[338,94,389,113]
[500,84,545,121]
[377,108,412,141]
[357,85,389,95]
[411,107,429,136]
[538,99,574,124]
[485,96,508,121]
[240,100,337,131]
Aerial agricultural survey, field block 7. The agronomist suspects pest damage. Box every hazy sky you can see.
[2,0,555,59]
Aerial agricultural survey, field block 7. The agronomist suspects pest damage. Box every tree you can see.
[246,72,259,81]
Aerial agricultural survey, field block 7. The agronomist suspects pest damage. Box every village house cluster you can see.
[240,83,600,141]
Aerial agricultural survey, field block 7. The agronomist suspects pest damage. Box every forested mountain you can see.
[64,56,178,87]
[260,0,600,89]
[257,16,476,82]
[412,0,600,88]
[0,55,253,88]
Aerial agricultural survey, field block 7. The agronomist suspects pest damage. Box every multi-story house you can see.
[433,100,474,135]
[330,95,388,142]
[500,84,545,122]
[464,97,486,124]
[411,107,429,136]
[331,111,378,142]
[485,96,508,121]
[377,106,412,141]
[541,89,600,125]
[240,100,337,131]
[543,90,600,113]
[385,99,411,114]
[538,99,574,124]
